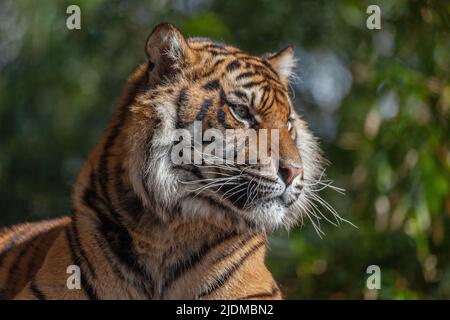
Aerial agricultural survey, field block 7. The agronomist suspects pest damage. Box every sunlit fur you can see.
[128,34,324,232]
[0,24,337,300]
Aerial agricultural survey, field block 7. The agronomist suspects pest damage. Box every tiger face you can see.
[128,24,323,231]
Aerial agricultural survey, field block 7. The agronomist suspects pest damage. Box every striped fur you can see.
[0,23,324,299]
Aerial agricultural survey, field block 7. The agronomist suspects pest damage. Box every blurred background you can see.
[0,0,449,299]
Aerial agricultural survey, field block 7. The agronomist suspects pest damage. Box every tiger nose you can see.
[278,163,303,186]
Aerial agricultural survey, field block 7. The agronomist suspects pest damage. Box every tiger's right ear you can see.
[145,23,197,81]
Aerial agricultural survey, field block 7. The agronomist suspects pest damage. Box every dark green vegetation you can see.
[0,0,449,299]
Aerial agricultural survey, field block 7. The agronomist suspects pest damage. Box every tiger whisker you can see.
[307,198,339,227]
[302,205,325,238]
[179,176,235,185]
[243,177,256,209]
[220,181,247,201]
[308,192,357,229]
[192,180,240,199]
[229,185,250,205]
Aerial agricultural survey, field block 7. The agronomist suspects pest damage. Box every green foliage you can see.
[0,0,449,299]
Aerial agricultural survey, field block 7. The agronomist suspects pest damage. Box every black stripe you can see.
[203,79,220,91]
[242,80,265,89]
[273,89,285,105]
[258,88,269,112]
[113,163,144,222]
[217,88,229,126]
[70,214,97,278]
[217,108,226,124]
[212,58,226,69]
[241,57,277,76]
[198,58,226,79]
[250,92,256,109]
[82,178,155,297]
[261,92,275,114]
[236,71,256,81]
[5,241,33,282]
[97,212,154,297]
[176,88,188,128]
[84,172,122,223]
[205,50,230,57]
[226,60,241,72]
[161,230,239,297]
[196,99,214,121]
[196,240,265,298]
[199,69,217,79]
[65,227,99,300]
[26,231,57,279]
[252,65,281,83]
[211,233,256,265]
[177,88,188,107]
[92,233,152,299]
[232,90,247,100]
[115,184,144,221]
[192,195,257,230]
[97,109,128,204]
[219,88,227,106]
[92,233,125,283]
[97,71,146,204]
[239,57,273,73]
[1,240,34,298]
[261,59,279,76]
[29,278,46,300]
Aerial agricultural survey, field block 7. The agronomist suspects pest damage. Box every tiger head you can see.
[127,24,324,232]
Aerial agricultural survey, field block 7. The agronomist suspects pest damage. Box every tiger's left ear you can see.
[145,23,198,82]
[265,46,296,84]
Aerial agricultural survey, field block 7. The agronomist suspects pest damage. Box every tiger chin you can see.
[0,23,325,300]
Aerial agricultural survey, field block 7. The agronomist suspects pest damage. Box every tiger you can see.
[0,23,325,300]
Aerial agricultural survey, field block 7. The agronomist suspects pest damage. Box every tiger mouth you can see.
[213,177,254,209]
[176,164,297,209]
[203,174,287,210]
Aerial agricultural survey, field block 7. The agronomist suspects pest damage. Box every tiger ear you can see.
[145,23,197,80]
[265,46,296,83]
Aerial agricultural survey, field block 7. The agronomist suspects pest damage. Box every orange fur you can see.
[0,23,323,300]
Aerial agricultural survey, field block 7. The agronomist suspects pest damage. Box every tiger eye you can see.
[234,105,250,119]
